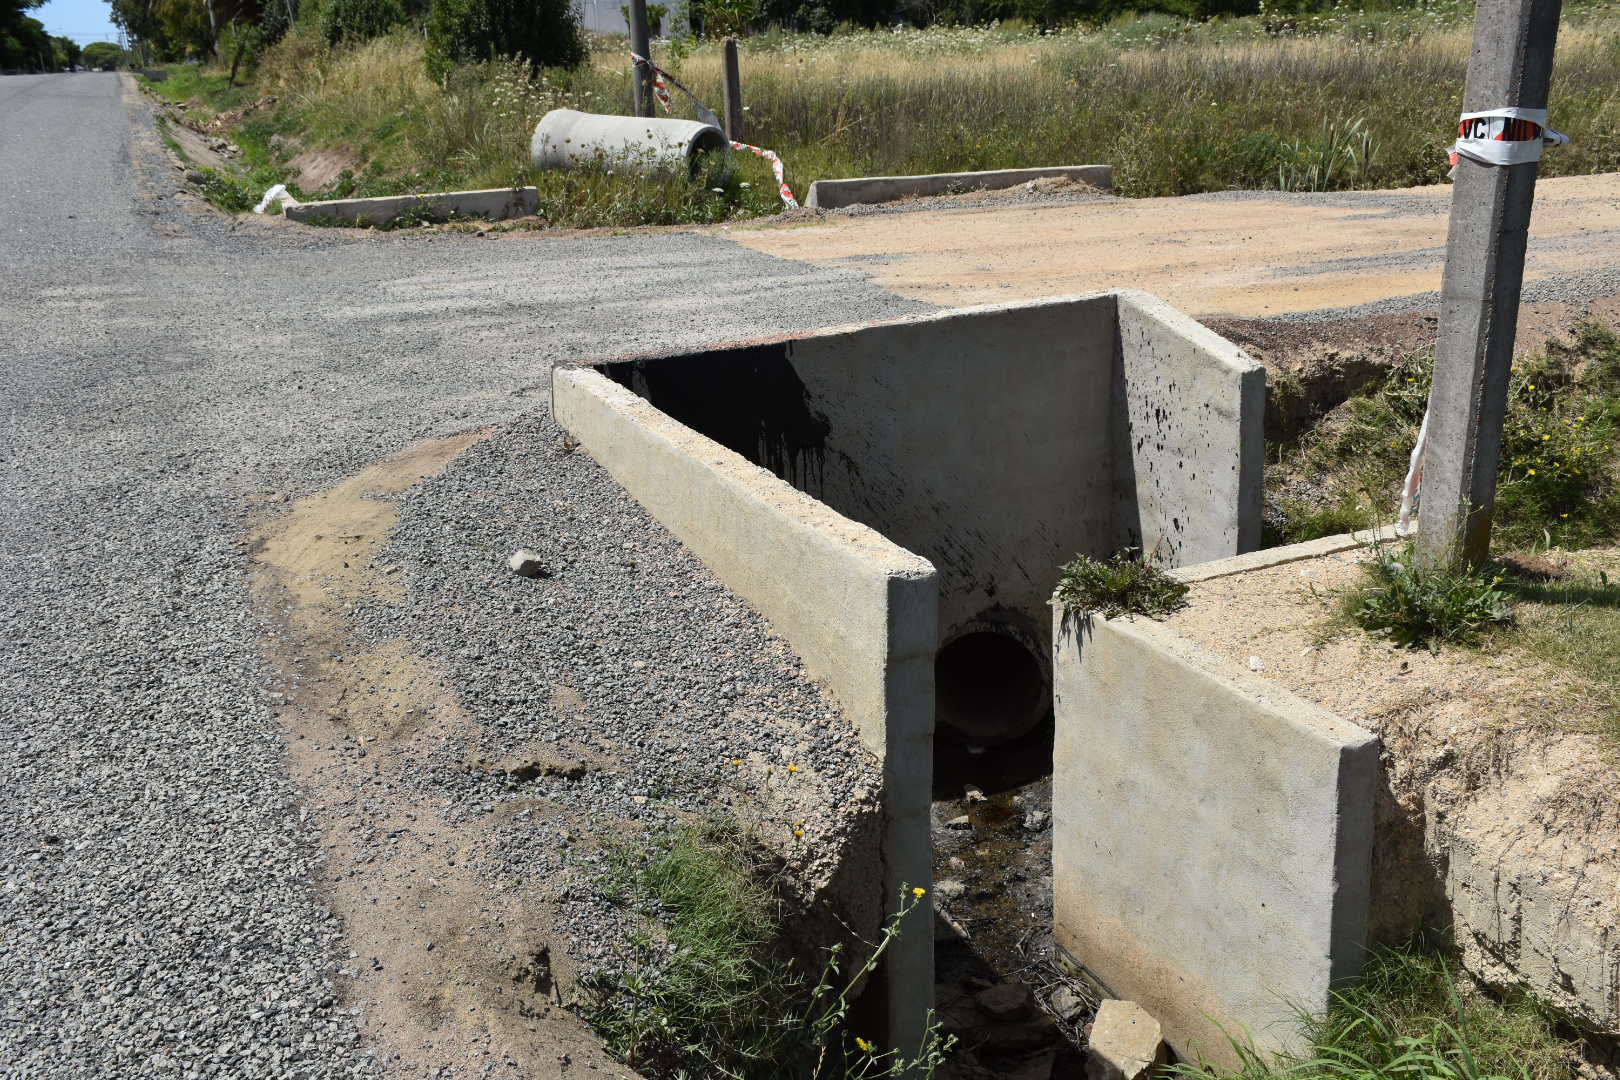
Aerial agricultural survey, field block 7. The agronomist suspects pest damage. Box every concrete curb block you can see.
[285,186,538,226]
[1170,528,1402,584]
[805,165,1112,209]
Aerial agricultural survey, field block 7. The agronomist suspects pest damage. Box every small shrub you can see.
[1177,942,1575,1080]
[425,0,586,78]
[580,822,953,1080]
[1054,549,1189,621]
[320,0,407,44]
[1342,543,1513,649]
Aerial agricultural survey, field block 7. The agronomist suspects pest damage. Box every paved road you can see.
[0,72,920,1078]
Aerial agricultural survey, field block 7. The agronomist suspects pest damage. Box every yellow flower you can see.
[786,764,799,773]
[855,1037,873,1053]
[1543,434,1551,441]
[912,887,926,898]
[730,759,742,767]
[793,829,804,838]
[1528,384,1536,390]
[1528,469,1537,476]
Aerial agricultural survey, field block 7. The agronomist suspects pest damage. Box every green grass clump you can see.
[1054,549,1189,621]
[1178,944,1576,1080]
[1271,321,1620,552]
[580,822,951,1080]
[1341,543,1513,649]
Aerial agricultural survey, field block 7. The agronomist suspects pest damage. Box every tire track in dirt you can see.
[248,432,633,1080]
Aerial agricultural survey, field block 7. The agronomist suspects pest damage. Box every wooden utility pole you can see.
[721,37,743,142]
[629,0,654,118]
[1415,0,1562,568]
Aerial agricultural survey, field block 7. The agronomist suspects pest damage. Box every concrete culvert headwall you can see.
[531,108,729,176]
[586,292,1265,745]
[551,290,1264,1054]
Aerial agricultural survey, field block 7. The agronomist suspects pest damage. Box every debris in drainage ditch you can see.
[1085,1000,1168,1080]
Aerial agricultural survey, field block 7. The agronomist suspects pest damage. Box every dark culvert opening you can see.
[934,631,1047,746]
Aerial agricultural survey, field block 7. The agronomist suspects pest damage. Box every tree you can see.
[82,39,127,67]
[425,0,585,77]
[52,35,82,67]
[319,0,405,43]
[2,0,55,70]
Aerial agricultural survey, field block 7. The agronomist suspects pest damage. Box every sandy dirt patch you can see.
[733,172,1620,318]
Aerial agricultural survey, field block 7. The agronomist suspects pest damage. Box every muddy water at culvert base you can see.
[930,720,1092,1078]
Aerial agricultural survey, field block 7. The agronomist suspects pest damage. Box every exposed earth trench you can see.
[4,69,1620,1080]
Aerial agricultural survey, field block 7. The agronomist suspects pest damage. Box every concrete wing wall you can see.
[1051,608,1378,1064]
[550,365,938,1052]
[1112,290,1266,565]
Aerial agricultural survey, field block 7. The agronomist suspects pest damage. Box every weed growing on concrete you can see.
[1340,542,1512,650]
[1271,320,1620,552]
[579,822,953,1079]
[1054,549,1189,622]
[1175,943,1575,1080]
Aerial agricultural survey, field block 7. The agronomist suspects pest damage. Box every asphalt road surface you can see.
[0,72,921,1079]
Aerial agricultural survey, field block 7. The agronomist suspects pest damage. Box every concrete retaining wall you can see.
[550,366,938,1053]
[1051,606,1379,1064]
[285,187,538,226]
[804,165,1112,209]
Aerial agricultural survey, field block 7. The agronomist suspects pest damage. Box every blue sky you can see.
[35,0,121,45]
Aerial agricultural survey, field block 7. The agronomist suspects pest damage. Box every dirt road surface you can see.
[736,173,1620,319]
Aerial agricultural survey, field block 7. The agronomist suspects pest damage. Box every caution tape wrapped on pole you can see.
[1402,106,1570,531]
[630,52,799,210]
[1447,107,1569,169]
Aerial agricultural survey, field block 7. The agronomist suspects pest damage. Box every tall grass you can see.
[1270,321,1620,552]
[170,6,1620,223]
[1178,945,1575,1080]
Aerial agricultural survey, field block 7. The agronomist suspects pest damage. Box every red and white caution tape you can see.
[729,140,798,209]
[1448,106,1569,168]
[630,52,799,209]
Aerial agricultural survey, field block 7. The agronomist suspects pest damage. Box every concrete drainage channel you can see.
[551,291,1266,1059]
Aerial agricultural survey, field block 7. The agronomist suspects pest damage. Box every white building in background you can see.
[574,0,683,35]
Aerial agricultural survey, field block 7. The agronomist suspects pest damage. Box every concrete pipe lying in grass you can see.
[531,109,729,177]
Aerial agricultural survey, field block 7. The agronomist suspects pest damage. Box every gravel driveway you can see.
[0,72,921,1079]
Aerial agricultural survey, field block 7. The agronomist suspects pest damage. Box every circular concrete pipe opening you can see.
[688,126,732,182]
[935,630,1047,745]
